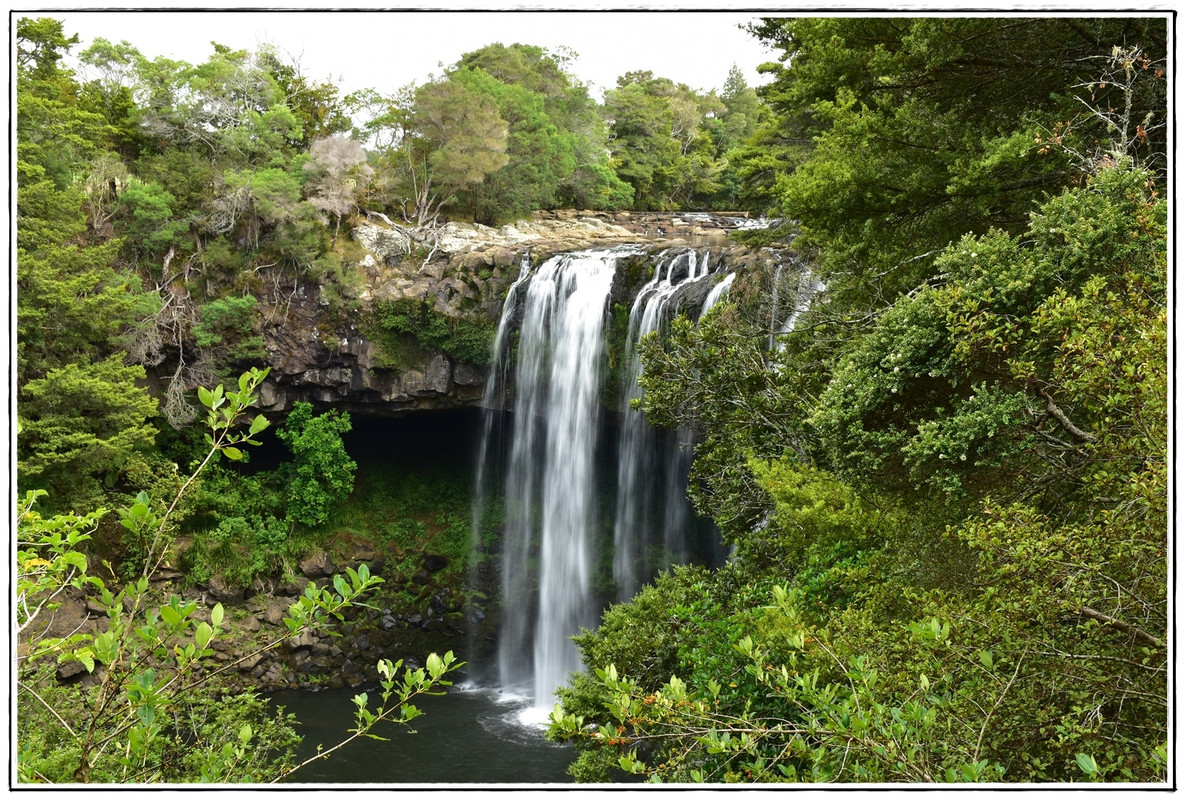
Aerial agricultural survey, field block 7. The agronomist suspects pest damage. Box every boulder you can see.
[207,575,245,604]
[286,631,318,652]
[56,660,89,683]
[423,554,450,573]
[261,599,291,627]
[299,550,334,579]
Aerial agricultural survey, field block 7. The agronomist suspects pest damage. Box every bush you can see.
[367,297,495,368]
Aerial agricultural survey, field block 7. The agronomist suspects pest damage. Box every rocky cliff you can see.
[251,211,780,416]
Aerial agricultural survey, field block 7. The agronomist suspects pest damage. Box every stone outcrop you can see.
[247,211,780,417]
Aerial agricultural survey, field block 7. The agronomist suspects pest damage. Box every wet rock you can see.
[238,615,261,633]
[430,587,457,614]
[298,656,331,676]
[412,569,433,586]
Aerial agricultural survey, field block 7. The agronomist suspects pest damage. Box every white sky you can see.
[32,6,782,100]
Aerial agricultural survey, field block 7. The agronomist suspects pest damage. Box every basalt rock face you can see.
[249,211,778,417]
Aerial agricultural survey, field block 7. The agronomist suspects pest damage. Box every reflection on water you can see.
[273,683,576,785]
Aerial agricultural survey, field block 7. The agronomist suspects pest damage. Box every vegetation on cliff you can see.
[15,13,1168,786]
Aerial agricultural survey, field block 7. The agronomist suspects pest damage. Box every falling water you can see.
[470,255,533,679]
[769,260,784,351]
[490,249,624,709]
[776,266,826,345]
[473,245,733,712]
[701,272,736,316]
[612,250,714,600]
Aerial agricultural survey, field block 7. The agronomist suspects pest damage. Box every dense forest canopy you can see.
[14,13,1169,785]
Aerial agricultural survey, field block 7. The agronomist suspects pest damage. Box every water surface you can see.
[274,684,576,785]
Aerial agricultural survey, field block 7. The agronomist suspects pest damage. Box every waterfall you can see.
[611,250,717,600]
[486,248,624,708]
[701,272,736,316]
[776,266,826,346]
[473,244,731,712]
[769,260,783,351]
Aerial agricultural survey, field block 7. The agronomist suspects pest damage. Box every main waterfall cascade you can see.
[471,245,746,712]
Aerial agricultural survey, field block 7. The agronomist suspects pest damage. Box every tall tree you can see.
[741,17,1167,305]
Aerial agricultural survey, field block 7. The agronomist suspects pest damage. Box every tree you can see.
[554,162,1167,784]
[603,71,726,209]
[739,17,1167,306]
[275,401,357,528]
[303,134,374,243]
[450,66,575,223]
[16,369,461,783]
[453,42,632,211]
[17,357,159,511]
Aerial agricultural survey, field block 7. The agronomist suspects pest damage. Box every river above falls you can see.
[271,683,576,785]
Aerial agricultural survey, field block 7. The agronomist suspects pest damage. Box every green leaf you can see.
[159,604,181,627]
[194,622,213,650]
[75,649,95,673]
[198,385,214,409]
[61,550,88,573]
[1075,753,1098,775]
[210,603,224,628]
[223,446,243,461]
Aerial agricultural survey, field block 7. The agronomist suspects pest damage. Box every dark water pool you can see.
[271,683,576,785]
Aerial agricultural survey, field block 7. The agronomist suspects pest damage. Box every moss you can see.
[599,301,633,410]
[364,297,496,368]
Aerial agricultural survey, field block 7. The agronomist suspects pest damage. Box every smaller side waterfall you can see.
[612,250,716,600]
[701,272,736,316]
[776,267,826,345]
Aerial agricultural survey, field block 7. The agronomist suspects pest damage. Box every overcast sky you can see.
[38,7,781,100]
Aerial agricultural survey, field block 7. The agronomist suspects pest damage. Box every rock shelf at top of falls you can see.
[193,210,787,420]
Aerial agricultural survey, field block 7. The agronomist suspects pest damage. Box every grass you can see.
[314,458,502,581]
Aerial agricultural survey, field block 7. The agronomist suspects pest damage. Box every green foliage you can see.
[192,295,266,365]
[367,297,496,368]
[563,162,1167,784]
[275,402,357,528]
[116,179,188,260]
[413,78,510,208]
[18,356,159,511]
[603,70,741,210]
[742,17,1167,305]
[17,369,461,784]
[16,176,141,384]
